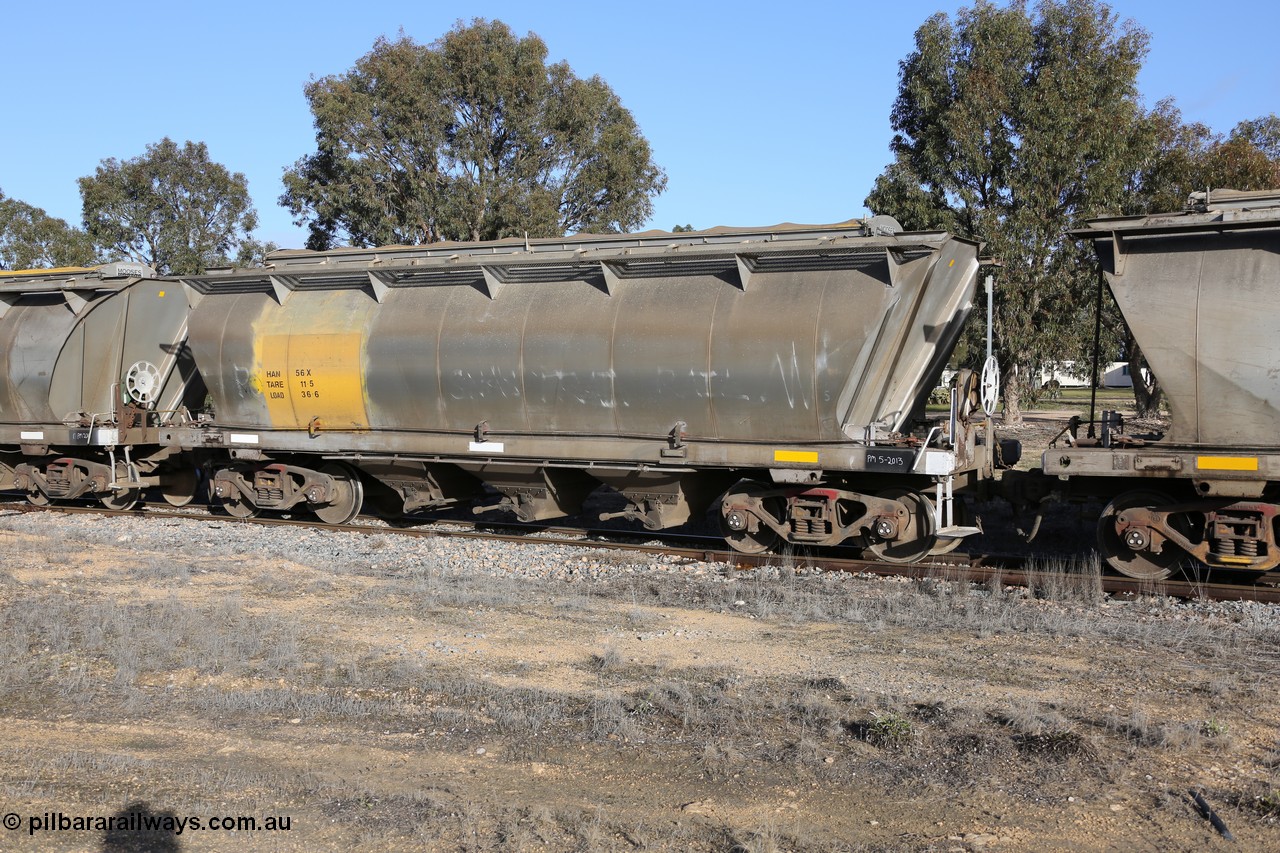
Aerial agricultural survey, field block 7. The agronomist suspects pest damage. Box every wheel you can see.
[864,488,937,564]
[26,490,51,507]
[100,489,142,511]
[160,466,200,507]
[980,355,1000,417]
[1097,490,1188,580]
[718,481,782,554]
[313,464,364,525]
[124,360,161,406]
[214,492,260,518]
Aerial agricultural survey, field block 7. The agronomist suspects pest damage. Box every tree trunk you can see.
[1001,362,1023,425]
[1125,330,1164,417]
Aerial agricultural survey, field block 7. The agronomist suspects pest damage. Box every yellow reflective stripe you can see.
[774,449,819,464]
[1196,456,1259,471]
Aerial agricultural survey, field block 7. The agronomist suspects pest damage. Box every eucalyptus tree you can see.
[0,189,98,270]
[865,0,1150,422]
[281,19,667,249]
[79,138,258,276]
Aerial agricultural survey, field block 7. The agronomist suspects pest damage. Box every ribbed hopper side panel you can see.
[186,228,979,455]
[1103,228,1280,446]
[0,295,77,422]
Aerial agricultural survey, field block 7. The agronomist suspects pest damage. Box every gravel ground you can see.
[5,506,1279,630]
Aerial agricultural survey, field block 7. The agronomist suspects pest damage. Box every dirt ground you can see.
[3,510,1279,852]
[2,407,1278,851]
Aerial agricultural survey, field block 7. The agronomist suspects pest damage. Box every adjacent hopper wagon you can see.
[1043,190,1280,577]
[168,218,995,557]
[0,263,204,508]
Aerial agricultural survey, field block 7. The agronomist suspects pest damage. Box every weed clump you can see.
[1201,717,1229,738]
[1013,729,1090,758]
[1254,789,1280,818]
[588,645,623,673]
[866,711,914,748]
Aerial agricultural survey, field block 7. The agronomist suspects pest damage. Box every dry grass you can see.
[2,515,1279,850]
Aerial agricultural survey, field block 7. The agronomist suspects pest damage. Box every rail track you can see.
[6,496,1280,605]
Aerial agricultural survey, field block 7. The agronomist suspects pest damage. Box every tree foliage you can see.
[867,0,1150,422]
[1126,104,1280,215]
[0,188,98,271]
[281,20,667,249]
[1229,114,1280,162]
[233,237,279,268]
[78,138,259,276]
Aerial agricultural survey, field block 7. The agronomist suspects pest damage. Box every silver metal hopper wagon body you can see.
[0,263,204,508]
[1047,190,1280,576]
[169,218,992,556]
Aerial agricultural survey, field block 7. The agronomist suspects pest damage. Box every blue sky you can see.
[2,1,1276,249]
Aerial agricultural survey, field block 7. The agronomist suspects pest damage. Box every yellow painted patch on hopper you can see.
[0,266,94,277]
[258,333,368,429]
[1196,456,1259,472]
[774,449,819,464]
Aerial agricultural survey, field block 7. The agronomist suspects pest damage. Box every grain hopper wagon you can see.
[170,218,995,558]
[0,263,203,508]
[1047,189,1280,577]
